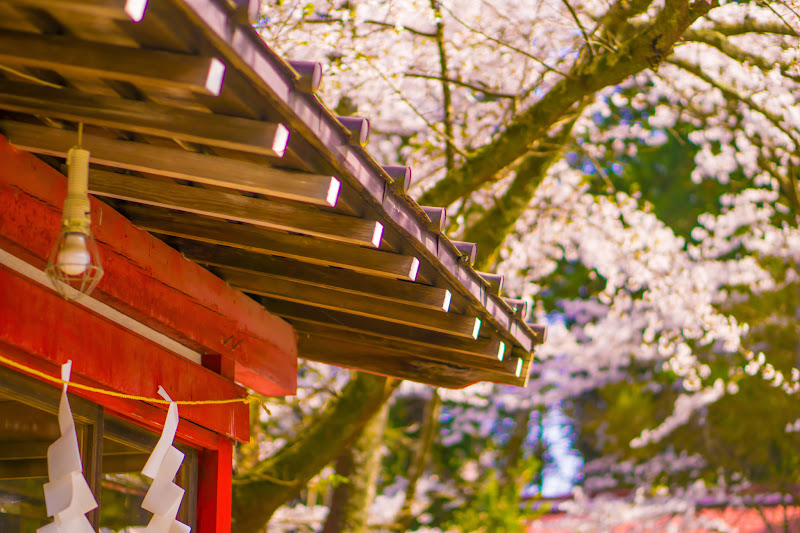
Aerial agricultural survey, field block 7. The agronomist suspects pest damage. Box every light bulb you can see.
[57,233,91,276]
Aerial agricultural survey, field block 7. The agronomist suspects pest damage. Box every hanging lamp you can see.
[45,124,104,299]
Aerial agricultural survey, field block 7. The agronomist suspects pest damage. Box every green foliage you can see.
[445,476,525,533]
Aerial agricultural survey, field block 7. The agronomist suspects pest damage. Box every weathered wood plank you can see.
[299,339,481,388]
[2,0,148,21]
[0,31,226,95]
[173,0,541,354]
[0,80,288,157]
[220,268,478,338]
[294,323,521,387]
[125,209,420,280]
[1,120,339,206]
[180,243,450,311]
[88,170,382,247]
[383,166,412,194]
[257,297,506,360]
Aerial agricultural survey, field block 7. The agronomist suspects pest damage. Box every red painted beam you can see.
[0,340,222,450]
[0,136,297,396]
[0,266,251,442]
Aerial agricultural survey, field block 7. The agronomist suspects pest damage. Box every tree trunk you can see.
[499,407,535,492]
[231,372,399,533]
[321,401,390,533]
[463,119,577,271]
[394,390,442,531]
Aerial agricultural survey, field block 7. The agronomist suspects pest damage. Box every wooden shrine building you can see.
[0,0,545,531]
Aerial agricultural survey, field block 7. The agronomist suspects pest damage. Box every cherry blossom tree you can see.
[229,1,800,531]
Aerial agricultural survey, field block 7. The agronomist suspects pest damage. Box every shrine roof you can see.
[0,0,545,388]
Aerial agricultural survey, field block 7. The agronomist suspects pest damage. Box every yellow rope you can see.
[0,353,270,413]
[0,64,64,89]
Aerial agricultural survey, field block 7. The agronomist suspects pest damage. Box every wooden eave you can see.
[0,0,544,388]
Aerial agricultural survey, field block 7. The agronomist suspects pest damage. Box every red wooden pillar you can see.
[197,353,236,533]
[198,437,234,533]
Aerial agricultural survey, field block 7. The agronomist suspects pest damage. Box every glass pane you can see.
[0,394,87,533]
[98,436,151,531]
[98,416,197,533]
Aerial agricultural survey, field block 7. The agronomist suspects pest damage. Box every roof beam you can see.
[174,0,541,355]
[88,170,382,247]
[220,268,478,338]
[259,298,506,360]
[179,243,450,311]
[0,269,250,441]
[125,208,420,280]
[0,31,225,95]
[294,322,521,387]
[298,336,496,388]
[1,120,340,207]
[1,0,148,21]
[0,80,288,157]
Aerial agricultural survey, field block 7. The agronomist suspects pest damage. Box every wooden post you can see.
[198,437,234,533]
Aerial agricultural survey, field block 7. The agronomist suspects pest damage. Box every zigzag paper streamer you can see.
[37,360,98,533]
[141,386,191,533]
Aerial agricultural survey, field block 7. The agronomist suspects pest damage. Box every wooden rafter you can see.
[127,208,421,281]
[0,31,226,95]
[258,298,506,360]
[293,321,516,375]
[173,0,542,362]
[295,328,522,388]
[220,268,479,338]
[0,80,289,157]
[179,243,451,311]
[88,170,383,247]
[1,120,341,207]
[1,0,148,21]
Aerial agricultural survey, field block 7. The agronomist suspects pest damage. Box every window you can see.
[0,366,197,532]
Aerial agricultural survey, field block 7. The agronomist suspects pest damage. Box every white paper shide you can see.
[141,386,191,533]
[38,360,98,533]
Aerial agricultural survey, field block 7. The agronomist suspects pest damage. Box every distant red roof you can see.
[527,505,800,533]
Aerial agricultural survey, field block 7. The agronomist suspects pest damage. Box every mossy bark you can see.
[394,390,442,531]
[231,372,399,533]
[464,118,578,271]
[321,401,389,533]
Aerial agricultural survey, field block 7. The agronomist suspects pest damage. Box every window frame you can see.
[0,365,198,530]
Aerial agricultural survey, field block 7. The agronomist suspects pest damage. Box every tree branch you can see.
[681,28,800,81]
[709,20,798,37]
[465,116,577,271]
[430,0,456,173]
[364,59,468,157]
[420,0,718,208]
[303,17,438,38]
[394,390,442,531]
[562,0,596,57]
[405,72,517,99]
[666,57,799,145]
[598,0,656,43]
[321,401,389,533]
[437,1,572,79]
